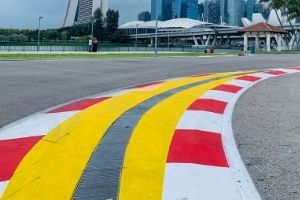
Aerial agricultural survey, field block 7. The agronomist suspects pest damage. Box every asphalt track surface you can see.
[233,73,300,200]
[1,55,300,128]
[0,55,300,199]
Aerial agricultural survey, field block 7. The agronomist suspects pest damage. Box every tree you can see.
[260,0,284,28]
[287,0,300,19]
[105,9,119,40]
[93,8,105,40]
[111,29,129,43]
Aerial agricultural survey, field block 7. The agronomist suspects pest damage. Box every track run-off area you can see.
[0,66,299,200]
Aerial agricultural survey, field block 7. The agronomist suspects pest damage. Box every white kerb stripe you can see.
[163,164,241,200]
[254,72,274,79]
[273,68,299,74]
[177,111,223,133]
[0,181,9,198]
[0,112,77,140]
[201,90,235,102]
[226,79,251,87]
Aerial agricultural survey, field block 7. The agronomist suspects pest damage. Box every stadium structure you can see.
[119,12,300,50]
[63,0,109,27]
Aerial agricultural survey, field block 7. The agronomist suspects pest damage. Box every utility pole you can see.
[155,16,158,57]
[37,16,43,52]
[135,24,138,51]
[91,17,94,36]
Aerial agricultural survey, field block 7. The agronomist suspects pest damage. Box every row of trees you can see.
[0,9,128,43]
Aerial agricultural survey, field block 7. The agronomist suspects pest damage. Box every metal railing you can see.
[0,43,228,53]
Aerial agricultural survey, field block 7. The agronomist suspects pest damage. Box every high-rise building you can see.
[247,0,256,20]
[198,3,204,20]
[138,11,152,21]
[63,0,109,27]
[227,0,244,26]
[151,0,172,20]
[171,0,198,19]
[220,0,228,24]
[204,0,221,24]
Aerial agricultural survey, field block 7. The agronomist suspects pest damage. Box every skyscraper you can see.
[204,0,221,24]
[247,0,256,21]
[227,0,244,26]
[138,11,152,21]
[151,0,172,20]
[63,0,109,27]
[171,0,198,19]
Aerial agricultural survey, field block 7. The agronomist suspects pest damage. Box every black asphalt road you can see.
[233,73,300,200]
[0,55,299,199]
[1,55,299,128]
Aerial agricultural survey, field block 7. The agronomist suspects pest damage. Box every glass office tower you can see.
[172,0,198,19]
[247,0,256,20]
[151,0,172,20]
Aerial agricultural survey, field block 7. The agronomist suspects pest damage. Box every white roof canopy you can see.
[119,18,212,29]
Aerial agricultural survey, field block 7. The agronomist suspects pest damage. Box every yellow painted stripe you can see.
[119,75,239,200]
[2,73,234,200]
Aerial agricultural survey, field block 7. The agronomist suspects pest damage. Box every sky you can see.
[0,0,150,29]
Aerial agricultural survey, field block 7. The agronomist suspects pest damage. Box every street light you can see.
[135,24,138,51]
[90,17,95,37]
[37,16,43,52]
[154,15,158,57]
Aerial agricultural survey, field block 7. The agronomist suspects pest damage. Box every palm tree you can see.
[260,0,284,27]
[287,0,300,19]
[287,0,300,47]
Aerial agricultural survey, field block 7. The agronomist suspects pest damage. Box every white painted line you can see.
[0,181,9,198]
[177,110,223,133]
[201,90,235,102]
[226,79,251,87]
[0,112,77,140]
[163,164,241,200]
[251,72,272,79]
[272,68,299,74]
[221,81,262,200]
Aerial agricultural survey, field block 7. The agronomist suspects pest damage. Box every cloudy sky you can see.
[0,0,150,29]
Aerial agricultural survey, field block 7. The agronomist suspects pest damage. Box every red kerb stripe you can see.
[167,129,229,167]
[188,99,228,114]
[212,84,242,93]
[265,70,287,75]
[237,75,261,82]
[48,97,110,113]
[289,67,300,71]
[0,136,43,181]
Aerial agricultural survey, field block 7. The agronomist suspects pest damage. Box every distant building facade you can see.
[247,0,256,21]
[151,0,172,20]
[204,0,221,24]
[138,11,151,21]
[227,0,244,26]
[63,0,109,27]
[151,0,198,21]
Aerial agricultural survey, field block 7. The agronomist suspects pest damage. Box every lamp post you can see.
[154,16,158,57]
[37,16,43,52]
[135,24,138,51]
[91,17,95,37]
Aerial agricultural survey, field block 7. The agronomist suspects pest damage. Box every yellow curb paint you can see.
[1,73,234,200]
[118,75,239,200]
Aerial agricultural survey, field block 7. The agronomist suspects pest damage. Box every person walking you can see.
[92,38,99,52]
[88,38,93,52]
